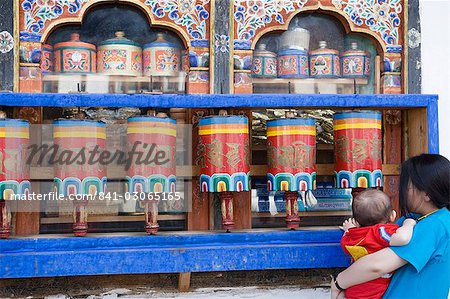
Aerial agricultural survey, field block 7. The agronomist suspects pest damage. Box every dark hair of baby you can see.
[352,189,393,227]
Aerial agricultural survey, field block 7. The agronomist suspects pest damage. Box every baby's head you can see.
[352,189,396,227]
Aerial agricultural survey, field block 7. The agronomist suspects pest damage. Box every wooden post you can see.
[0,0,15,91]
[285,191,300,229]
[211,0,232,94]
[383,110,402,215]
[178,272,191,292]
[0,200,11,238]
[406,108,428,157]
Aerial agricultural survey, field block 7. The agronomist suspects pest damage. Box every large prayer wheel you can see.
[267,117,316,229]
[126,116,177,234]
[53,119,107,236]
[0,118,31,238]
[198,115,250,230]
[334,111,382,188]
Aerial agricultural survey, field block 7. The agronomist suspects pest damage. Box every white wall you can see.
[420,0,450,158]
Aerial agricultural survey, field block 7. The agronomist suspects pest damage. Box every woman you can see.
[331,154,450,299]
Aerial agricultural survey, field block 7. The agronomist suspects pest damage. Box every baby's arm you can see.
[389,218,416,246]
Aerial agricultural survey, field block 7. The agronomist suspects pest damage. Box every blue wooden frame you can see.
[0,93,439,278]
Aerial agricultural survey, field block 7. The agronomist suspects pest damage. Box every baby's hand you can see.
[340,218,359,232]
[403,218,417,227]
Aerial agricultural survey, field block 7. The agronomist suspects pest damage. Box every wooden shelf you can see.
[40,214,186,224]
[42,74,187,83]
[253,211,352,218]
[252,77,368,85]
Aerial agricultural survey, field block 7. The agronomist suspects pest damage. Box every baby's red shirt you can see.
[341,223,399,299]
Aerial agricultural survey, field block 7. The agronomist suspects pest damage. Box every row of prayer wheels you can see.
[41,32,185,77]
[0,110,382,237]
[0,115,177,238]
[198,110,382,230]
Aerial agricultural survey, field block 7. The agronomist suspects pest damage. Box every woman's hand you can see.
[330,276,346,299]
[340,218,359,232]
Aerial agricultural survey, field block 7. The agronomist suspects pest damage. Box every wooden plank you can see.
[233,191,252,229]
[40,214,185,224]
[406,108,428,156]
[0,230,349,278]
[178,272,191,292]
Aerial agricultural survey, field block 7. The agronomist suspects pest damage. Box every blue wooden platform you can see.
[0,230,349,278]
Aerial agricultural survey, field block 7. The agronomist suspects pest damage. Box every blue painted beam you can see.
[0,93,438,108]
[0,230,350,278]
[427,99,439,154]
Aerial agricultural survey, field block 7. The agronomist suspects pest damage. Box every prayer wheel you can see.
[126,115,177,234]
[0,118,31,238]
[53,119,107,236]
[334,111,383,188]
[267,117,316,229]
[198,115,250,230]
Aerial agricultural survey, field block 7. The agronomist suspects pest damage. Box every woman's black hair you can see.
[399,154,450,216]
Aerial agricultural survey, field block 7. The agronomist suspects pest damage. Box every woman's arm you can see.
[338,247,408,288]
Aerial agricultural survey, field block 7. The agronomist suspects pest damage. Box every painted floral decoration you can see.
[145,0,210,40]
[332,0,402,45]
[21,0,88,34]
[234,0,307,42]
[21,0,209,42]
[215,34,229,53]
[0,31,14,54]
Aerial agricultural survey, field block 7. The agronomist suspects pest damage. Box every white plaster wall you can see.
[420,0,450,158]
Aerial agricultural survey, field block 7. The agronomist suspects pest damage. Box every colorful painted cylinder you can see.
[0,119,31,200]
[198,116,250,193]
[267,118,316,191]
[310,41,340,78]
[342,42,370,78]
[334,111,382,188]
[97,31,142,76]
[54,33,96,74]
[277,49,309,78]
[53,120,107,196]
[41,44,53,74]
[252,44,277,78]
[143,33,180,77]
[126,116,177,193]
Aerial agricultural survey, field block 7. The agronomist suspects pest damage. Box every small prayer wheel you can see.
[334,111,382,188]
[267,115,316,229]
[198,114,250,231]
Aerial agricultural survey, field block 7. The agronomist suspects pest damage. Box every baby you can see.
[339,189,416,299]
